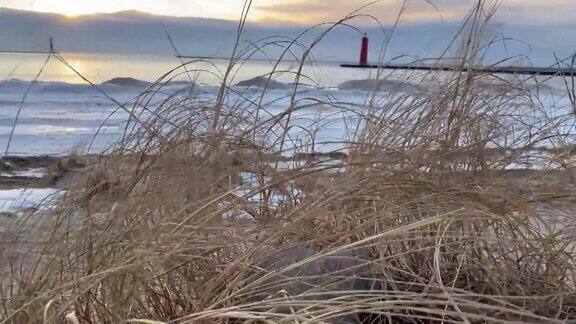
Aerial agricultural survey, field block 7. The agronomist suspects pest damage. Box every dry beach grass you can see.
[2,1,576,323]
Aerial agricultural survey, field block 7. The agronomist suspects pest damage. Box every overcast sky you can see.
[0,0,574,25]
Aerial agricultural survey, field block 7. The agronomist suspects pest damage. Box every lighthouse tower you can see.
[359,34,369,66]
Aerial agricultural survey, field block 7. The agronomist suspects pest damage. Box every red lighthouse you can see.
[359,34,369,66]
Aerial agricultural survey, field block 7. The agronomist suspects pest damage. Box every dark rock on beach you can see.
[0,155,95,190]
[0,156,59,172]
[246,244,381,323]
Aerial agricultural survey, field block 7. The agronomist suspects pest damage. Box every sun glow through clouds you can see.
[0,0,573,25]
[1,0,277,20]
[31,0,139,16]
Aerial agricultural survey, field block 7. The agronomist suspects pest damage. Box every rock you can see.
[0,161,16,172]
[245,244,381,322]
[235,76,289,89]
[102,77,152,87]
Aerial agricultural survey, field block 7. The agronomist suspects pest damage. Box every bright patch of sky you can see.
[0,0,274,20]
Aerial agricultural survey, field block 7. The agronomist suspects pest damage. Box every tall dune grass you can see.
[2,1,576,323]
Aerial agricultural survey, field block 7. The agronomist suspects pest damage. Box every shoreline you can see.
[0,154,99,214]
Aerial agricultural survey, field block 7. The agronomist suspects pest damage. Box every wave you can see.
[0,78,193,92]
[0,79,94,93]
[235,76,289,89]
[338,79,419,93]
[0,117,123,128]
[0,124,120,136]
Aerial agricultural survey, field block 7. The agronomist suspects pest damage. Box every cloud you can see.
[255,0,576,26]
[493,0,576,25]
[256,0,474,25]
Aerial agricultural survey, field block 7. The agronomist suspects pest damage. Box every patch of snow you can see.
[0,188,62,213]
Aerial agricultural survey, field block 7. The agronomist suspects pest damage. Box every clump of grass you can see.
[2,1,576,323]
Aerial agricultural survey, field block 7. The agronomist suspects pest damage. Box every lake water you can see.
[0,52,572,211]
[0,52,571,157]
[0,52,414,156]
